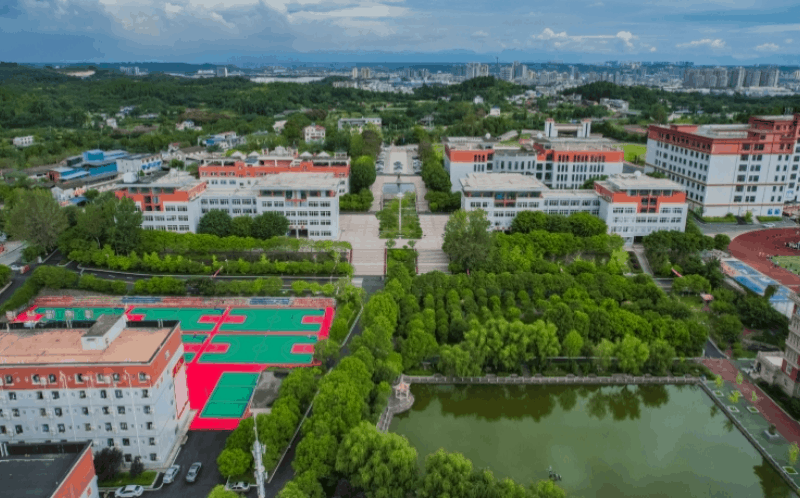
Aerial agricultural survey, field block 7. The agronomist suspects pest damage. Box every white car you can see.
[763,223,776,228]
[115,485,144,498]
[163,465,180,484]
[228,482,251,493]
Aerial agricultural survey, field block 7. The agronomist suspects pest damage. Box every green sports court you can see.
[200,372,260,419]
[197,334,317,365]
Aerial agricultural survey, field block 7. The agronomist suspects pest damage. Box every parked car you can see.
[163,465,180,484]
[763,223,776,228]
[186,462,202,483]
[115,485,144,498]
[229,482,251,493]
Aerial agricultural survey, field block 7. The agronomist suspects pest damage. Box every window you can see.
[107,438,114,447]
[51,391,59,400]
[117,406,126,415]
[82,407,89,415]
[54,408,62,417]
[150,453,157,462]
[124,454,132,463]
[57,424,65,433]
[32,374,40,384]
[48,374,56,383]
[122,438,130,446]
[105,423,113,431]
[8,392,16,401]
[146,422,154,430]
[144,406,151,415]
[75,374,84,383]
[43,424,50,433]
[85,423,91,431]
[102,407,109,415]
[36,391,43,400]
[149,438,156,446]
[142,389,149,398]
[12,409,19,417]
[115,390,123,399]
[112,373,120,383]
[14,425,22,435]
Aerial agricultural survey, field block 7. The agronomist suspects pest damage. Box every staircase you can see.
[351,249,385,276]
[416,249,450,274]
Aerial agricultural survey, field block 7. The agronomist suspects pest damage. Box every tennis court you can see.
[217,308,324,333]
[128,307,225,331]
[198,334,317,365]
[200,372,259,419]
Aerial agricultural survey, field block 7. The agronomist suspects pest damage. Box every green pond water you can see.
[389,384,794,498]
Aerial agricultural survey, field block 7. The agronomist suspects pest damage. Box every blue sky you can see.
[1,0,799,64]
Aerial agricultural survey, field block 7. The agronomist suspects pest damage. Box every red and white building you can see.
[198,151,350,196]
[116,170,207,233]
[0,315,191,468]
[443,120,624,192]
[778,294,800,397]
[303,124,326,143]
[460,172,687,245]
[645,113,800,217]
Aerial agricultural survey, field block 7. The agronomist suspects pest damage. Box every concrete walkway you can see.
[702,358,800,446]
[631,244,654,276]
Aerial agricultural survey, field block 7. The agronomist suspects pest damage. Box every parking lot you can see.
[139,431,229,498]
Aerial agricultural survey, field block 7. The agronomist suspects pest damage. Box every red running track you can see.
[728,228,800,291]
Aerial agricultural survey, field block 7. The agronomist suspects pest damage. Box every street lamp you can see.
[396,193,404,239]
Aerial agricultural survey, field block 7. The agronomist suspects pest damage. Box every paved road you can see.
[704,339,726,359]
[143,431,229,498]
[695,217,797,237]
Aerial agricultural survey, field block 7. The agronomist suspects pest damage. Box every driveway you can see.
[696,217,797,237]
[369,175,429,213]
[143,431,229,498]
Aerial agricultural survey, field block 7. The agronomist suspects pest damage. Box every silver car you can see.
[186,462,202,483]
[163,465,180,484]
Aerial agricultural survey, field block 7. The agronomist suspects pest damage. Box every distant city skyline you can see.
[1,0,799,65]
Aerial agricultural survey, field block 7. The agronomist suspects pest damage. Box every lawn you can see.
[772,256,800,275]
[98,471,158,488]
[377,193,422,239]
[758,216,784,222]
[620,143,647,163]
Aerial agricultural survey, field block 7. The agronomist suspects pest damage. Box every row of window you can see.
[4,373,149,387]
[2,388,149,401]
[163,206,188,211]
[143,215,190,222]
[1,420,156,435]
[1,404,152,419]
[145,225,191,232]
[612,217,683,224]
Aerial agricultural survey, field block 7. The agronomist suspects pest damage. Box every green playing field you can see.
[197,334,316,365]
[218,308,324,332]
[200,372,260,419]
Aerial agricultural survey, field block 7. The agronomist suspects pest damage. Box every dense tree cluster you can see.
[198,210,290,240]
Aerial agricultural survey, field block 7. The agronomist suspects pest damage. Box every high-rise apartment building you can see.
[466,62,489,80]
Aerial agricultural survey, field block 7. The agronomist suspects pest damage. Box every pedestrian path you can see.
[702,358,800,445]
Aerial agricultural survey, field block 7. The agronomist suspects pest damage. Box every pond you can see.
[382,183,416,195]
[389,384,793,497]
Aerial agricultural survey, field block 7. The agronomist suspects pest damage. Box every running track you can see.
[728,228,800,291]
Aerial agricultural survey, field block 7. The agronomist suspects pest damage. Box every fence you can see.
[401,373,700,386]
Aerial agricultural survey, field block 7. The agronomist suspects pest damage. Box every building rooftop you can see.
[0,441,93,498]
[599,172,684,191]
[0,325,173,366]
[125,170,201,189]
[752,115,798,121]
[256,172,341,191]
[123,153,161,160]
[692,124,750,139]
[535,139,621,152]
[460,173,547,191]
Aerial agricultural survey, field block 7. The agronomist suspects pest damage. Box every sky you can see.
[1,0,799,65]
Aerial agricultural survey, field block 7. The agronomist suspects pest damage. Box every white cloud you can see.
[676,38,726,49]
[472,30,488,38]
[530,28,643,52]
[748,24,800,34]
[755,42,780,52]
[786,38,794,43]
[650,46,657,52]
[589,1,603,6]
[616,31,634,48]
